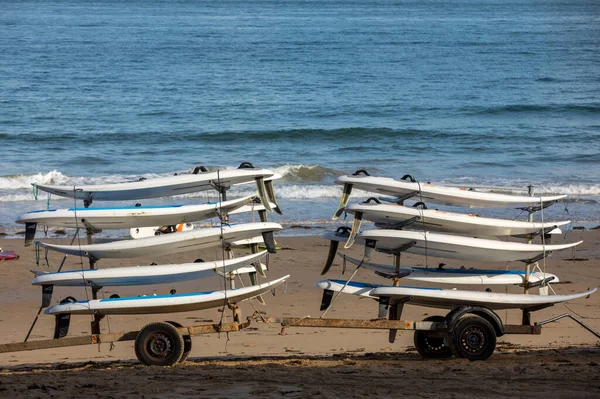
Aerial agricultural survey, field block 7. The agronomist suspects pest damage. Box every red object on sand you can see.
[0,250,19,261]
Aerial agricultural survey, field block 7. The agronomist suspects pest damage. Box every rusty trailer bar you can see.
[0,320,249,355]
[279,317,443,331]
[276,317,541,334]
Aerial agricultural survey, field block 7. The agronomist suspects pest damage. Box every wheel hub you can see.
[148,333,172,357]
[461,327,485,353]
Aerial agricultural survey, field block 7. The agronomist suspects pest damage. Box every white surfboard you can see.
[130,222,195,239]
[357,230,581,263]
[33,164,277,202]
[31,251,268,287]
[333,172,566,218]
[127,199,276,239]
[17,196,255,232]
[344,202,570,239]
[337,254,559,285]
[315,280,597,311]
[35,222,282,259]
[45,275,289,315]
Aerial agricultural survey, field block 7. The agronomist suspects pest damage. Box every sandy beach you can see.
[0,231,598,398]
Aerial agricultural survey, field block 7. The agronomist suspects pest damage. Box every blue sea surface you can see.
[0,0,599,237]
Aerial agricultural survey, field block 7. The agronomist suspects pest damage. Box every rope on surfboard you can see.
[71,184,97,326]
[32,182,38,200]
[414,179,430,271]
[215,169,231,348]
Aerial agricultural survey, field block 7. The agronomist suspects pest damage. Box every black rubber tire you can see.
[449,315,497,361]
[413,316,452,359]
[166,321,192,362]
[134,322,185,366]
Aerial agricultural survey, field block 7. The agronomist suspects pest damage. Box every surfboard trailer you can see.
[264,288,599,361]
[0,301,252,367]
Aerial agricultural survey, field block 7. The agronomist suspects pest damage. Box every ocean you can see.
[1,0,599,239]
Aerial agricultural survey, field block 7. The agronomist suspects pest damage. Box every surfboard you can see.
[337,254,559,285]
[126,198,276,239]
[333,171,566,218]
[344,202,570,239]
[130,223,195,239]
[35,222,282,259]
[356,230,581,263]
[315,279,597,311]
[0,250,18,261]
[17,195,255,237]
[31,251,268,287]
[45,275,290,315]
[33,163,276,203]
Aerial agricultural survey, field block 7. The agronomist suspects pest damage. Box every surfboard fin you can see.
[332,183,353,220]
[252,261,267,278]
[261,231,277,253]
[364,239,377,260]
[52,296,78,339]
[377,297,390,318]
[41,284,54,308]
[53,314,71,339]
[25,223,37,247]
[320,289,334,311]
[265,179,283,215]
[388,300,405,343]
[344,212,363,248]
[322,240,340,275]
[255,177,273,212]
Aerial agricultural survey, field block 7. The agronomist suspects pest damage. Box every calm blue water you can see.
[1,0,599,237]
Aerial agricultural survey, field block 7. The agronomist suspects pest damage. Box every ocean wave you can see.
[465,104,600,116]
[0,170,69,189]
[271,164,341,182]
[0,170,169,190]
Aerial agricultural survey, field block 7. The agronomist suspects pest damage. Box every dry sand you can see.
[0,230,599,398]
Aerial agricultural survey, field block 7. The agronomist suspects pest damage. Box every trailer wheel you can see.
[135,322,185,366]
[450,315,496,361]
[166,321,192,362]
[413,316,452,359]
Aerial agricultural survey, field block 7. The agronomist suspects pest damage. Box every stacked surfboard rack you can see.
[315,170,597,360]
[4,162,290,366]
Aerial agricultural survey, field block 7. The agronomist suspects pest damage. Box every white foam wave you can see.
[271,164,338,182]
[0,170,68,189]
